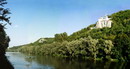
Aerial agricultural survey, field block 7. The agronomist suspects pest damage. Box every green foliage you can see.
[0,0,11,55]
[112,34,130,61]
[17,36,114,60]
[7,46,22,52]
[0,0,11,25]
[9,10,130,61]
[97,39,113,60]
[55,32,68,42]
[33,38,54,46]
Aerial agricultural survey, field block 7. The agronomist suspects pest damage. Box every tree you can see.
[85,36,98,59]
[0,0,14,69]
[0,0,11,55]
[54,32,68,42]
[0,0,11,25]
[113,33,130,61]
[97,39,114,60]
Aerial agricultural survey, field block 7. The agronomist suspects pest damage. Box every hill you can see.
[8,10,130,61]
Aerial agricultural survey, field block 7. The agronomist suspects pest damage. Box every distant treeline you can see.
[8,10,130,61]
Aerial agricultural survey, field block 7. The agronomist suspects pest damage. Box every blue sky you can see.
[5,0,130,47]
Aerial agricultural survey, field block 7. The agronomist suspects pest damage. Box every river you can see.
[5,52,130,69]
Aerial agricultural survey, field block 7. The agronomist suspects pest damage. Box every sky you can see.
[4,0,130,47]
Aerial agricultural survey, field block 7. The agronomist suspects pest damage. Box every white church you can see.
[91,15,112,29]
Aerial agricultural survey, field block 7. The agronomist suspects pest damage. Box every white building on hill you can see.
[91,15,112,29]
[38,38,46,43]
[96,15,112,28]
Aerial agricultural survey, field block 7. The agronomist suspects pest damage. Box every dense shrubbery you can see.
[8,10,130,61]
[17,36,114,60]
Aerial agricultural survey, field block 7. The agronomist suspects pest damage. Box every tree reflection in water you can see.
[24,55,130,69]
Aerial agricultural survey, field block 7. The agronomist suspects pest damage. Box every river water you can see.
[5,52,130,69]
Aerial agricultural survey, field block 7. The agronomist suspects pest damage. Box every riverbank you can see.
[8,10,130,62]
[6,52,129,69]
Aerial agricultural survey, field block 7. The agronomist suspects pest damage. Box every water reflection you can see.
[25,54,130,69]
[6,52,130,69]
